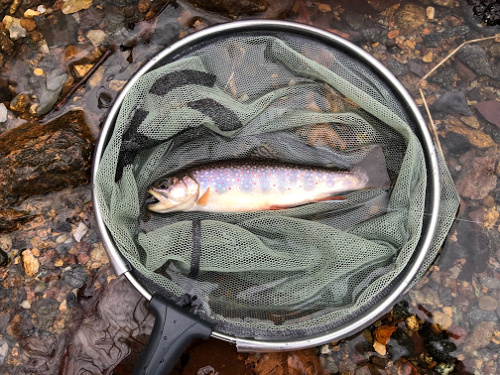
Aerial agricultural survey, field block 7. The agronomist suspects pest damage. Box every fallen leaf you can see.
[374,325,396,345]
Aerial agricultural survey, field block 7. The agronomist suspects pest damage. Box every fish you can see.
[147,156,390,213]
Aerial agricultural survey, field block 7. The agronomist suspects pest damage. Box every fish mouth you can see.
[146,190,161,205]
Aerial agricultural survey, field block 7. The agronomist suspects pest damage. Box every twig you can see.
[146,0,171,23]
[419,87,444,157]
[417,33,500,158]
[39,48,113,123]
[419,34,500,85]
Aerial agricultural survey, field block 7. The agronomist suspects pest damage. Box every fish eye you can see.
[159,182,169,189]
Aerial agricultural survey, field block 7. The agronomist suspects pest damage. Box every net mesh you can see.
[95,33,459,340]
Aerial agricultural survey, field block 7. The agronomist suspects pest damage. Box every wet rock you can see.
[343,10,365,30]
[427,339,456,363]
[479,276,500,290]
[408,60,425,77]
[432,90,473,116]
[62,0,93,14]
[22,249,39,277]
[0,110,94,206]
[360,24,385,43]
[60,278,155,374]
[387,330,413,361]
[0,340,8,365]
[0,103,7,123]
[456,157,497,200]
[62,266,88,288]
[0,30,14,55]
[188,0,267,19]
[479,295,499,311]
[442,132,470,156]
[385,58,409,77]
[355,363,387,375]
[463,321,497,352]
[476,100,500,128]
[458,44,499,79]
[9,93,30,113]
[3,16,27,39]
[36,72,68,115]
[429,0,454,6]
[37,12,79,47]
[394,4,426,33]
[79,6,105,29]
[428,66,455,87]
[20,18,37,32]
[33,298,59,330]
[432,311,452,330]
[466,309,498,328]
[86,29,106,47]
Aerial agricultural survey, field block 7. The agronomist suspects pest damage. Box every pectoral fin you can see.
[197,187,211,206]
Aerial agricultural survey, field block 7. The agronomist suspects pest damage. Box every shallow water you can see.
[0,0,499,374]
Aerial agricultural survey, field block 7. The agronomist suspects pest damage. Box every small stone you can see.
[429,0,454,7]
[405,315,419,331]
[20,300,31,309]
[9,93,30,113]
[479,277,500,290]
[422,51,433,63]
[479,296,499,311]
[20,18,36,32]
[317,3,331,13]
[90,243,109,266]
[33,68,44,76]
[109,80,127,91]
[0,103,7,123]
[433,90,473,116]
[456,157,497,200]
[0,234,12,251]
[432,311,452,329]
[62,265,87,288]
[0,341,7,366]
[460,116,480,129]
[394,4,426,33]
[72,64,93,78]
[73,222,88,242]
[373,340,387,356]
[463,321,497,352]
[426,6,435,20]
[37,5,47,14]
[86,29,106,47]
[62,0,93,15]
[22,249,39,277]
[3,16,27,39]
[388,29,399,39]
[24,9,40,18]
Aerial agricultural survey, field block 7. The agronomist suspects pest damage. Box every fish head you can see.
[148,175,199,213]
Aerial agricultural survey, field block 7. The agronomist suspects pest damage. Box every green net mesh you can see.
[95,33,459,340]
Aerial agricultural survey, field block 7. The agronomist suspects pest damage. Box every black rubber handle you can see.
[132,294,212,375]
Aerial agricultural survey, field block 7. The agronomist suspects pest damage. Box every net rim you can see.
[91,19,441,350]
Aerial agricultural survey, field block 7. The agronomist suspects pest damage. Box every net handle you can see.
[132,294,212,375]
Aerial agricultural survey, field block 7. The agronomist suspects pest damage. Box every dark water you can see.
[0,0,499,374]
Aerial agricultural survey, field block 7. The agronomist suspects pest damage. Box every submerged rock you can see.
[0,110,94,206]
[187,0,268,19]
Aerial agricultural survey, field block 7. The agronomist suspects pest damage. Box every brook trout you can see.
[147,157,390,213]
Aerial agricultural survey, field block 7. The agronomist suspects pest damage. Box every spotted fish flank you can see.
[147,159,390,213]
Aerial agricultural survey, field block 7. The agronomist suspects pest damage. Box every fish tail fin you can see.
[353,145,392,190]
